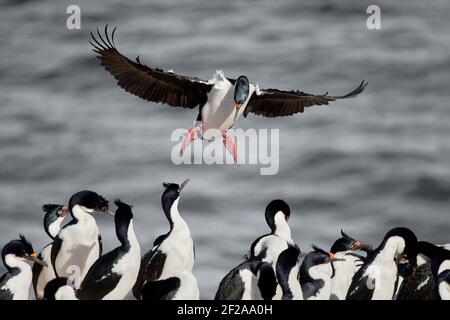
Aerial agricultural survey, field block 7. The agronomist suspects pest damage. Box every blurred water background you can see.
[0,0,449,298]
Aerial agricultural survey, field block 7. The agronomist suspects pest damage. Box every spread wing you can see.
[90,26,213,109]
[245,80,367,118]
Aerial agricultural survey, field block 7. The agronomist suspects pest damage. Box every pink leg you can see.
[179,127,199,156]
[223,131,238,164]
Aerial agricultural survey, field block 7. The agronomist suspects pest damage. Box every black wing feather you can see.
[245,80,367,118]
[141,277,181,300]
[50,236,62,277]
[90,25,212,109]
[77,247,124,300]
[132,248,167,299]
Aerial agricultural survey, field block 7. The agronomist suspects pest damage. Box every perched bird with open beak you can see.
[0,235,46,300]
[90,26,367,163]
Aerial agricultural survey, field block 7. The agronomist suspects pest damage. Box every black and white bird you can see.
[33,204,70,300]
[78,200,140,300]
[51,190,110,287]
[328,230,372,300]
[346,227,418,300]
[299,245,343,300]
[215,260,277,300]
[43,277,77,300]
[133,180,195,299]
[249,200,296,264]
[248,199,298,299]
[276,245,303,300]
[90,26,367,162]
[405,241,450,300]
[0,236,46,300]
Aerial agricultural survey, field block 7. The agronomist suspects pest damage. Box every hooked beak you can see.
[179,179,190,192]
[26,253,47,267]
[353,241,373,251]
[233,103,242,121]
[97,205,114,217]
[60,205,70,217]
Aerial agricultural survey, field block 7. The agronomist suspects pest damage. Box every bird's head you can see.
[330,230,373,253]
[265,199,290,234]
[2,235,46,269]
[233,75,250,120]
[68,190,111,217]
[161,179,190,224]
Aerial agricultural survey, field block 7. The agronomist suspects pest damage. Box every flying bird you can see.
[90,26,367,162]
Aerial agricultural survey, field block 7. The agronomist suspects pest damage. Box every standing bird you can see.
[248,199,298,299]
[328,230,372,300]
[249,199,296,265]
[215,260,277,300]
[33,204,70,300]
[51,190,110,286]
[78,200,140,300]
[346,227,418,300]
[0,236,46,300]
[276,245,304,300]
[90,26,367,162]
[133,180,194,299]
[300,246,343,300]
[43,277,77,300]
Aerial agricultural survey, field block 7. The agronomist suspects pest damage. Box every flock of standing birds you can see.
[1,26,449,300]
[0,180,449,300]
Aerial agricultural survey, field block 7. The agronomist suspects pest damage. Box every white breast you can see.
[3,255,32,300]
[35,244,57,299]
[102,222,141,300]
[330,252,362,300]
[239,268,261,300]
[305,264,332,300]
[159,224,194,278]
[55,216,100,285]
[201,74,255,139]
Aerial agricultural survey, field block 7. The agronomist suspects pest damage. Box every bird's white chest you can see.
[201,80,254,139]
[305,264,332,300]
[56,217,100,280]
[35,244,56,299]
[239,268,261,300]
[364,258,397,300]
[103,227,141,300]
[159,227,194,277]
[287,266,303,300]
[330,252,362,300]
[3,259,32,300]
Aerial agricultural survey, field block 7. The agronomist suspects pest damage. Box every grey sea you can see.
[0,0,449,298]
